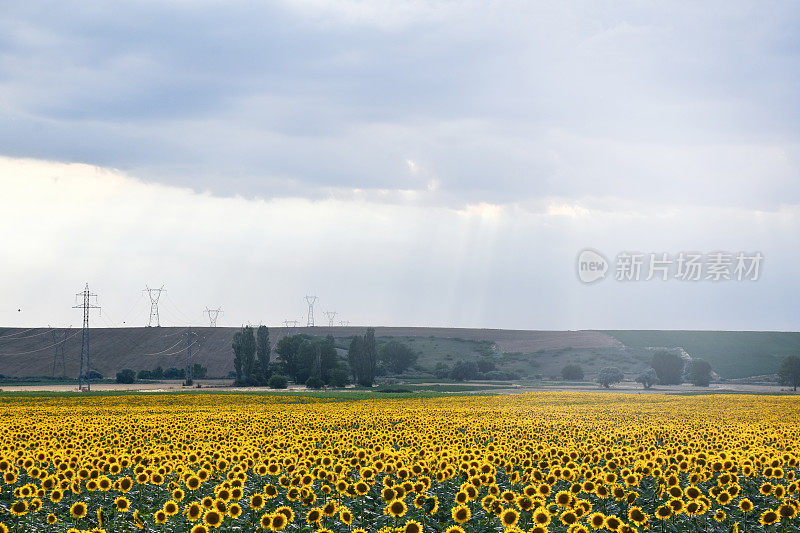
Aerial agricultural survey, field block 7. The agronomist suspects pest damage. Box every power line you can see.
[0,327,36,340]
[0,329,80,357]
[143,285,165,327]
[73,284,100,391]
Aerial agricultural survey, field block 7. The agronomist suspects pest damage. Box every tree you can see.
[163,367,185,380]
[256,325,271,384]
[240,326,257,383]
[450,360,479,381]
[329,368,350,388]
[348,330,377,387]
[636,368,658,389]
[688,359,712,386]
[561,364,584,381]
[295,340,320,384]
[651,351,684,385]
[276,335,306,382]
[779,355,800,391]
[268,374,288,389]
[116,369,136,384]
[596,367,624,388]
[232,331,244,383]
[192,363,207,379]
[379,340,419,374]
[363,328,377,382]
[477,358,496,373]
[320,335,339,384]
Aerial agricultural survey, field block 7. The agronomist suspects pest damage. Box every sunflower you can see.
[340,507,353,525]
[187,476,202,490]
[451,504,471,524]
[403,519,422,533]
[533,508,551,526]
[445,527,466,533]
[9,500,27,516]
[501,508,520,527]
[260,513,273,530]
[203,509,222,528]
[46,513,57,524]
[229,502,243,519]
[588,512,606,529]
[560,510,578,526]
[759,509,779,526]
[70,501,88,519]
[555,490,572,507]
[50,489,63,503]
[186,502,203,521]
[191,525,209,533]
[157,500,178,517]
[387,499,408,517]
[306,508,322,525]
[739,499,753,513]
[115,496,131,512]
[604,515,622,531]
[154,510,168,525]
[655,505,672,520]
[779,504,797,520]
[714,510,726,522]
[270,512,288,531]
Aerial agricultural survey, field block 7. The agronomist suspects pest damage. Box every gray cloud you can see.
[1,0,799,209]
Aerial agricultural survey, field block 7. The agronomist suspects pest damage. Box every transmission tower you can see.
[142,285,167,328]
[324,310,337,327]
[204,307,223,327]
[305,295,318,327]
[143,285,165,327]
[50,326,70,377]
[283,319,299,336]
[73,284,100,391]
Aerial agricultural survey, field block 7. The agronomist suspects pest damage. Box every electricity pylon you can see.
[143,285,165,327]
[204,307,223,327]
[305,295,318,327]
[73,284,100,391]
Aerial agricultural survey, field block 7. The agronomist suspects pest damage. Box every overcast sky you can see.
[1,1,798,330]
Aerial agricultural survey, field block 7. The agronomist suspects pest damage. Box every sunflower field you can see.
[0,392,798,533]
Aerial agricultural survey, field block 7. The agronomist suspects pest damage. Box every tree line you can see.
[231,326,420,388]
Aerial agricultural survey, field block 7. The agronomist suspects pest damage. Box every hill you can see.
[602,330,800,379]
[0,326,795,380]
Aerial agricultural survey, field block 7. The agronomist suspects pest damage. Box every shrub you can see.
[636,368,658,389]
[477,357,497,373]
[86,370,103,380]
[305,376,324,389]
[651,351,684,385]
[268,374,288,389]
[483,370,513,381]
[688,359,712,386]
[561,364,584,381]
[596,367,624,388]
[450,360,479,381]
[163,367,185,380]
[115,369,136,384]
[137,370,152,380]
[434,363,450,380]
